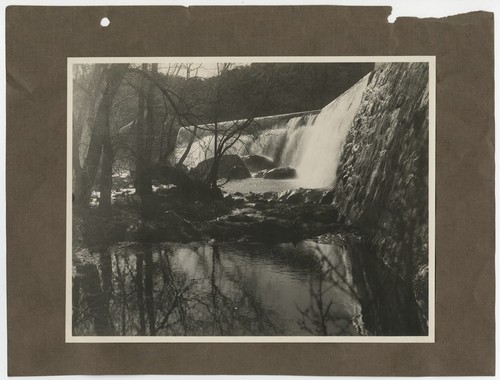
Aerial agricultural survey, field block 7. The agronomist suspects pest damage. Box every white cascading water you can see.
[176,73,370,188]
[292,74,369,187]
[176,114,316,168]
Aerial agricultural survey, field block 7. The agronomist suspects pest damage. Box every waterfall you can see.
[176,73,370,188]
[293,74,370,188]
[175,113,317,168]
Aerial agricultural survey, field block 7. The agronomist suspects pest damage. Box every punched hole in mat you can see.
[100,17,110,27]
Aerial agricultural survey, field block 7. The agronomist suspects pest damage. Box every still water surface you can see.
[223,178,303,194]
[73,239,424,337]
[73,240,366,336]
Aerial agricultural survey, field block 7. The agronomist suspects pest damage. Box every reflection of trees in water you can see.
[297,235,425,337]
[154,247,196,335]
[73,238,425,337]
[189,245,283,336]
[296,235,425,337]
[72,247,114,336]
[211,245,284,335]
[296,243,361,336]
[135,252,146,335]
[73,243,282,336]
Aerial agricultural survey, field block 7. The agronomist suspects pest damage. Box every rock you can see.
[164,211,202,239]
[223,194,234,206]
[148,163,194,188]
[254,169,268,178]
[191,155,251,181]
[277,189,294,202]
[261,192,276,200]
[242,155,276,172]
[237,207,257,214]
[320,190,335,204]
[302,189,324,203]
[312,209,340,224]
[263,167,297,179]
[253,201,268,211]
[284,191,303,204]
[207,223,247,241]
[276,189,314,204]
[224,213,256,223]
[232,197,246,208]
[229,165,252,180]
[413,264,429,331]
[332,62,430,330]
[175,163,189,173]
[134,211,203,243]
[212,200,231,215]
[147,163,220,201]
[244,192,261,202]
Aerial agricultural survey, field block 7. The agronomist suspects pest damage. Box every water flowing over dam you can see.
[293,74,369,187]
[177,73,370,188]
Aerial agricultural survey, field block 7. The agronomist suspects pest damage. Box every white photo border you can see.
[66,56,436,343]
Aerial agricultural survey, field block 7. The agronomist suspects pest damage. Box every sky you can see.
[158,62,249,78]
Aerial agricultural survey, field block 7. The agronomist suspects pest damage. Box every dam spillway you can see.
[177,73,370,188]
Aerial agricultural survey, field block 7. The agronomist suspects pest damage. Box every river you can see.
[72,237,423,337]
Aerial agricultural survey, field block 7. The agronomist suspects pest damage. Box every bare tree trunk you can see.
[72,127,83,200]
[157,97,169,164]
[135,65,150,197]
[79,262,113,336]
[73,64,106,195]
[75,64,126,208]
[99,249,113,299]
[144,63,157,168]
[135,253,146,335]
[207,122,219,189]
[114,254,128,336]
[144,246,156,336]
[160,63,195,165]
[99,66,127,210]
[137,63,166,215]
[75,128,102,207]
[99,132,114,210]
[208,157,220,189]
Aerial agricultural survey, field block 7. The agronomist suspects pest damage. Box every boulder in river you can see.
[191,155,251,181]
[263,167,297,179]
[253,169,268,178]
[242,155,276,172]
[230,165,253,180]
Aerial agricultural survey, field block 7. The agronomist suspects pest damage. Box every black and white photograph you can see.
[68,57,434,342]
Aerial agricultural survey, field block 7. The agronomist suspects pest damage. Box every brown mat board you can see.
[6,6,494,376]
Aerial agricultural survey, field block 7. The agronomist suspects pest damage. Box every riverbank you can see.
[73,182,349,248]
